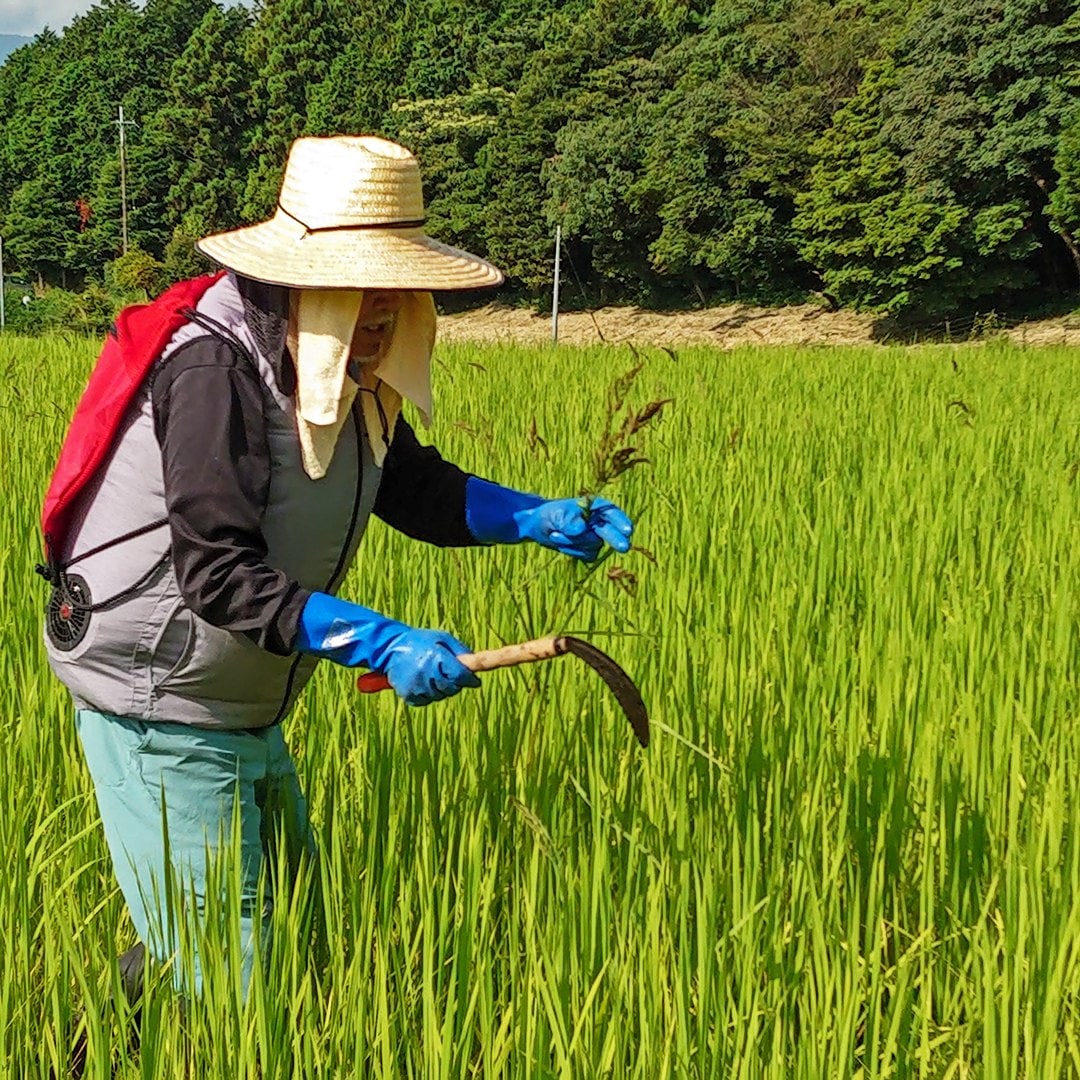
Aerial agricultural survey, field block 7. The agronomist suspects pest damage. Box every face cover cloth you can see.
[288,290,436,478]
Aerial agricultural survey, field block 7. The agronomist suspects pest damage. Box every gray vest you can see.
[46,275,381,729]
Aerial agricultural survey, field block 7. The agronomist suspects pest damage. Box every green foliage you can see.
[639,32,732,293]
[104,246,167,296]
[149,3,252,238]
[682,0,895,298]
[162,211,217,283]
[799,0,1080,315]
[1049,107,1080,276]
[547,60,666,300]
[392,83,513,260]
[241,0,351,220]
[3,176,73,285]
[5,336,1080,1073]
[795,62,974,313]
[305,1,413,135]
[7,281,121,334]
[0,0,1077,317]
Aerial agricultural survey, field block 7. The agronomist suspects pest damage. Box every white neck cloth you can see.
[288,289,436,478]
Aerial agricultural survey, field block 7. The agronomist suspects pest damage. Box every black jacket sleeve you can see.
[373,415,482,547]
[151,336,310,655]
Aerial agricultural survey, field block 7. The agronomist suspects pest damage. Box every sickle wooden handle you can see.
[356,637,569,693]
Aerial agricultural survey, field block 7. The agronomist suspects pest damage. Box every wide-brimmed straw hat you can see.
[196,136,504,290]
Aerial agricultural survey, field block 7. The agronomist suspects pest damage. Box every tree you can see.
[117,0,221,256]
[546,59,666,300]
[147,3,252,235]
[639,25,741,298]
[0,0,1073,314]
[483,0,672,291]
[48,0,154,275]
[640,0,898,302]
[391,83,512,259]
[105,245,167,296]
[305,0,413,136]
[0,0,212,279]
[241,0,352,220]
[4,176,75,285]
[0,32,59,212]
[797,0,1080,315]
[794,62,973,313]
[162,210,216,281]
[881,0,1080,301]
[1049,108,1080,261]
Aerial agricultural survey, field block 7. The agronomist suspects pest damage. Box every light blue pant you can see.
[75,709,314,997]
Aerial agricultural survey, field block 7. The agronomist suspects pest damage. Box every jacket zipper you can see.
[271,407,366,726]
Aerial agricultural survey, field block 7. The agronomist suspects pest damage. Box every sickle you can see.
[357,636,649,748]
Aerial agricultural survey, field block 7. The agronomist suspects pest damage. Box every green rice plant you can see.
[0,334,1078,1077]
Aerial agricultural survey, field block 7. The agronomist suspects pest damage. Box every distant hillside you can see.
[0,35,30,65]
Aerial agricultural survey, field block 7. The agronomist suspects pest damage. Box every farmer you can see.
[43,135,633,1001]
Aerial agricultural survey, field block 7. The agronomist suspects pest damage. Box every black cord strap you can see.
[182,308,256,367]
[89,552,172,612]
[357,380,392,452]
[38,304,251,600]
[277,203,426,234]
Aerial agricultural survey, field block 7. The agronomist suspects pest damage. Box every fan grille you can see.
[46,573,92,652]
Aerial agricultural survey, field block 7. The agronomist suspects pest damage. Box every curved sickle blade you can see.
[560,636,649,747]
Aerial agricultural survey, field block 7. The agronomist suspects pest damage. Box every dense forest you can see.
[1,0,1078,323]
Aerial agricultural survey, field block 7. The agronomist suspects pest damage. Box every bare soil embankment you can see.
[438,301,1080,348]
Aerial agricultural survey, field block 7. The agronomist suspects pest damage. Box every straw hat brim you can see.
[196,212,504,290]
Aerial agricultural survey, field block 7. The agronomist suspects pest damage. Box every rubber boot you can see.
[67,944,146,1078]
[117,943,145,1009]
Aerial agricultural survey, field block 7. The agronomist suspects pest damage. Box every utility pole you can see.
[551,224,561,344]
[115,105,137,255]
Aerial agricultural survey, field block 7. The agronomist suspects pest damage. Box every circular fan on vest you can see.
[47,574,92,652]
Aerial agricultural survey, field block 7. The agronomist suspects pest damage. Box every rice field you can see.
[1,333,1078,1078]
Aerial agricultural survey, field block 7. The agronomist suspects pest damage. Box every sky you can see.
[0,0,253,38]
[0,0,93,36]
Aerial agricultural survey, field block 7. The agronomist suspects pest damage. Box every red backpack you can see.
[40,272,225,571]
[39,273,230,654]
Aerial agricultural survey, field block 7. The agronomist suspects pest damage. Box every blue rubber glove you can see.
[465,477,634,561]
[295,592,480,706]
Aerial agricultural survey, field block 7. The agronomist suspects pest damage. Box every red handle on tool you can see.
[357,672,392,692]
[356,637,568,694]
